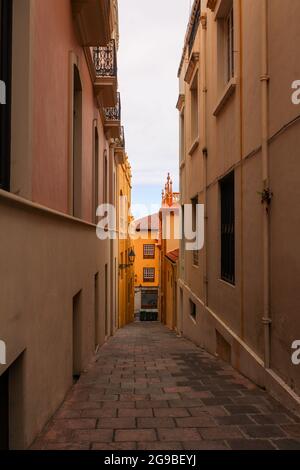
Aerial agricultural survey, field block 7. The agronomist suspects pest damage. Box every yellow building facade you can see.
[117,154,134,328]
[133,215,160,319]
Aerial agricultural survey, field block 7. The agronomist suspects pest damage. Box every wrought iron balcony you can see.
[104,92,121,138]
[114,126,126,164]
[92,40,117,78]
[104,92,121,122]
[114,126,125,148]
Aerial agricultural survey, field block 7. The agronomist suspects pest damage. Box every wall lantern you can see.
[128,248,136,265]
[119,248,136,270]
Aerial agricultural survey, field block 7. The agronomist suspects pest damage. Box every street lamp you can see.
[119,248,136,270]
[128,248,136,265]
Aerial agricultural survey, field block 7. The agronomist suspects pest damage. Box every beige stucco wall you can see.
[0,0,119,448]
[178,0,300,412]
[0,191,111,448]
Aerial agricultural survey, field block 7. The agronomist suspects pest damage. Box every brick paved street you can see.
[33,322,300,450]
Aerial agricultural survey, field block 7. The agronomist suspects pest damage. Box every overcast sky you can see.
[118,0,190,217]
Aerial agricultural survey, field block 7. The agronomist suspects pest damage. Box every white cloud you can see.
[118,0,190,189]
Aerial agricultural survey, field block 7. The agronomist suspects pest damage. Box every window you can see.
[93,126,99,223]
[72,65,82,218]
[191,196,199,266]
[143,244,155,259]
[190,72,199,143]
[103,150,108,203]
[226,6,234,82]
[220,171,235,284]
[0,0,13,191]
[180,111,185,163]
[216,0,235,92]
[143,268,155,283]
[120,252,124,280]
[190,300,196,320]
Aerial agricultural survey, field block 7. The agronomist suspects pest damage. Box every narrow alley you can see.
[33,322,300,451]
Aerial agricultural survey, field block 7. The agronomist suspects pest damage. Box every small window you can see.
[180,111,185,163]
[143,268,155,283]
[190,73,199,143]
[220,171,235,284]
[225,6,234,82]
[103,150,108,204]
[120,252,124,280]
[191,196,199,267]
[143,244,155,259]
[190,300,196,320]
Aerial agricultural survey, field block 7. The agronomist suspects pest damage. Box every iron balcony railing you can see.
[92,40,117,78]
[104,92,121,121]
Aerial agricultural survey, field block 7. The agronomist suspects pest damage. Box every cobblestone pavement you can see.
[33,322,300,450]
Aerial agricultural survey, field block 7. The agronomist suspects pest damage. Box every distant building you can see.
[133,214,160,320]
[159,174,180,330]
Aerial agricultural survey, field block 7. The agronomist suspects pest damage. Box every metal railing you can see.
[104,92,121,121]
[92,40,116,77]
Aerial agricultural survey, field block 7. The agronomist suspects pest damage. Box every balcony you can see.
[104,92,121,139]
[72,0,111,46]
[115,127,126,164]
[92,41,117,107]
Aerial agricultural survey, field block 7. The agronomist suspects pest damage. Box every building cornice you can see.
[177,0,200,77]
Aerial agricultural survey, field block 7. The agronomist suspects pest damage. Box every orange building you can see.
[133,214,160,320]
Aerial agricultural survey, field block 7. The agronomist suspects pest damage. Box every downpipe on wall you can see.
[261,0,272,369]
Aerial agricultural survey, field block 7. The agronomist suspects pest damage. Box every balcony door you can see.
[0,0,13,191]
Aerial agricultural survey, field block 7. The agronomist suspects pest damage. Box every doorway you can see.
[0,368,9,449]
[0,352,24,449]
[94,273,99,350]
[72,290,82,380]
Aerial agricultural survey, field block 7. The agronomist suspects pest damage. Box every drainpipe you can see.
[200,12,208,306]
[261,0,272,369]
[238,0,245,340]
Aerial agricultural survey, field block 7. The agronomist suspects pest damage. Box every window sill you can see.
[213,77,237,117]
[188,137,200,156]
[218,278,236,288]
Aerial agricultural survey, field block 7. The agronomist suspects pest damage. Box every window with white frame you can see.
[143,268,155,283]
[143,244,155,259]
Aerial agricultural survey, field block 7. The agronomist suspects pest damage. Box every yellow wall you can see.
[133,231,160,288]
[118,156,134,328]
